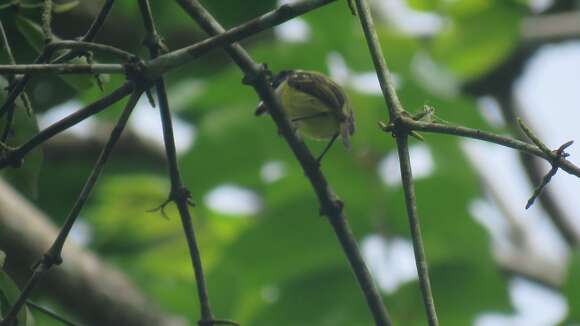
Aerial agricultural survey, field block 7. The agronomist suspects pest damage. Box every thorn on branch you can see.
[378,117,423,141]
[81,51,105,92]
[147,197,172,219]
[148,187,196,218]
[145,88,156,108]
[525,140,574,209]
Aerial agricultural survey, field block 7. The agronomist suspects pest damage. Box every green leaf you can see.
[52,0,79,14]
[248,267,373,325]
[0,270,34,326]
[430,3,523,79]
[405,0,438,11]
[563,251,580,323]
[0,77,43,198]
[0,250,5,269]
[0,1,19,11]
[12,15,104,91]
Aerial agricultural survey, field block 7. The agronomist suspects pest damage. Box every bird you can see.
[255,70,355,162]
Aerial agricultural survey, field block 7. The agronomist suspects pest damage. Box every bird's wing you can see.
[286,72,346,116]
[288,72,355,148]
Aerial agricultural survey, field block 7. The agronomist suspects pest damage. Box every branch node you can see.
[319,199,344,217]
[525,140,574,209]
[241,63,270,86]
[124,57,151,90]
[0,142,22,169]
[142,33,169,54]
[148,187,196,218]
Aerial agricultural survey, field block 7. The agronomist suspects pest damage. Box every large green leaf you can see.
[0,77,43,197]
[0,270,34,326]
[429,2,523,79]
[12,15,107,91]
[563,251,580,323]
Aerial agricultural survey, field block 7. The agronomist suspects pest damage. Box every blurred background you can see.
[1,0,580,325]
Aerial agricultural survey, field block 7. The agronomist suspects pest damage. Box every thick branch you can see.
[0,91,142,326]
[0,179,185,326]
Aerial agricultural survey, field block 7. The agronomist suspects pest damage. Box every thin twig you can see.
[0,90,142,326]
[0,49,53,118]
[137,0,220,324]
[396,118,580,178]
[352,0,403,118]
[81,0,114,42]
[517,118,552,155]
[0,82,134,169]
[0,63,125,75]
[41,0,53,43]
[0,20,37,141]
[173,1,393,325]
[0,20,16,66]
[49,41,135,62]
[353,0,439,324]
[1,0,114,124]
[147,0,336,77]
[1,0,339,79]
[53,0,115,64]
[26,301,82,326]
[396,136,439,325]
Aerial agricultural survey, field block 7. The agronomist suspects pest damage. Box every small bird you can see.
[255,70,355,162]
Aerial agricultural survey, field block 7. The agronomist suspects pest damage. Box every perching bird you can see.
[255,70,355,162]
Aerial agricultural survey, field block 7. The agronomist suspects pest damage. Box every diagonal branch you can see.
[173,0,393,325]
[0,0,116,141]
[0,90,142,326]
[0,82,134,169]
[0,0,339,79]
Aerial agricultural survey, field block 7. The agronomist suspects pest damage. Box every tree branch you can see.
[353,0,439,324]
[173,0,393,325]
[0,82,134,169]
[0,63,125,74]
[392,118,580,178]
[0,90,143,326]
[0,179,186,326]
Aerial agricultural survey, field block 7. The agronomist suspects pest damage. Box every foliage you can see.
[1,0,576,325]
